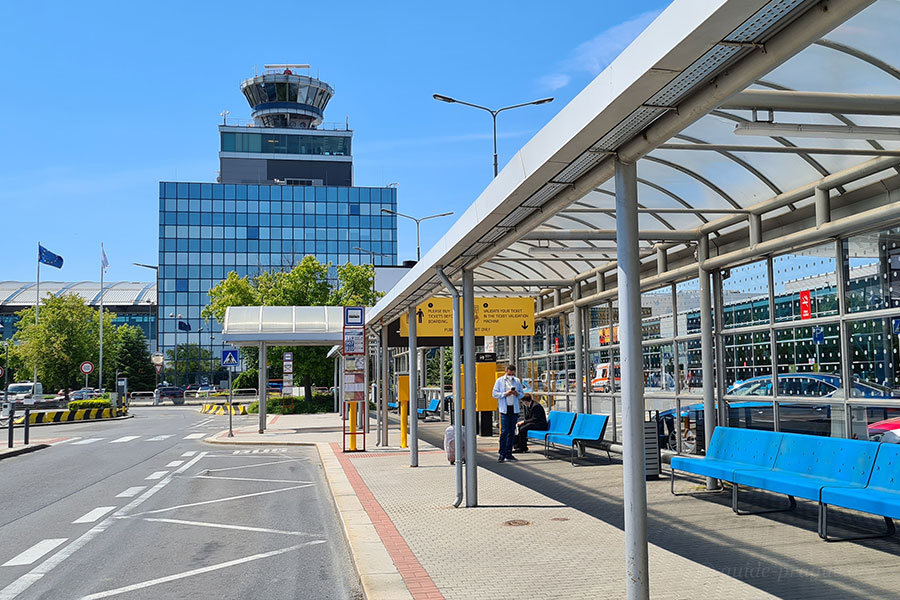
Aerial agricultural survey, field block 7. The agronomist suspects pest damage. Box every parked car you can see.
[57,388,99,401]
[156,386,185,405]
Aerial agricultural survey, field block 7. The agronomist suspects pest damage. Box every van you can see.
[7,382,47,406]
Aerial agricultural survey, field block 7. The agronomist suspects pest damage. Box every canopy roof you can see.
[368,0,900,326]
[222,306,345,346]
[0,281,156,308]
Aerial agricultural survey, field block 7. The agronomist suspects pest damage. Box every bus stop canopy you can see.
[221,306,345,346]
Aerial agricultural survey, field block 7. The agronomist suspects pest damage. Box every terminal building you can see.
[159,65,398,385]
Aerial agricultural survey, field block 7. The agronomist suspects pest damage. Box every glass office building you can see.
[157,66,397,386]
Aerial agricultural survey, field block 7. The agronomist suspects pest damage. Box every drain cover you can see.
[503,519,531,527]
[550,517,570,522]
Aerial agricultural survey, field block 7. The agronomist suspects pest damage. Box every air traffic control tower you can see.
[218,64,353,186]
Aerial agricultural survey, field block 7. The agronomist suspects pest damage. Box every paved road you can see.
[0,408,361,599]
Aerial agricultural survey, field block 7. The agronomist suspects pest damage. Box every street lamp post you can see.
[380,209,453,262]
[433,93,554,178]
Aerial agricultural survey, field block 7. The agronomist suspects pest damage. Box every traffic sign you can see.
[400,297,535,336]
[813,327,825,345]
[893,318,900,335]
[79,361,94,375]
[154,364,163,374]
[221,349,239,367]
[282,351,293,362]
[150,352,165,366]
[283,361,293,374]
[344,306,365,327]
[0,366,4,378]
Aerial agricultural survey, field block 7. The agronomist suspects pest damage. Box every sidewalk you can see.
[208,413,900,600]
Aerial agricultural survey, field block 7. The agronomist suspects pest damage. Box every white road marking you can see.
[71,438,103,445]
[50,437,79,446]
[78,542,324,599]
[145,471,168,481]
[189,418,214,429]
[146,435,172,442]
[109,436,140,444]
[194,475,313,484]
[1,540,67,567]
[165,461,183,468]
[73,507,116,524]
[132,485,312,516]
[143,517,315,536]
[203,458,299,473]
[183,433,205,440]
[0,452,207,600]
[115,487,145,499]
[180,451,196,457]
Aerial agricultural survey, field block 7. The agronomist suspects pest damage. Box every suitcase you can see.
[444,425,465,464]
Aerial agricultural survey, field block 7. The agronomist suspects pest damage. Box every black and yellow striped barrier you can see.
[13,407,126,425]
[200,403,247,415]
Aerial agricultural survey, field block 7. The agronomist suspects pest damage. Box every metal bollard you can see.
[7,409,13,449]
[23,409,29,445]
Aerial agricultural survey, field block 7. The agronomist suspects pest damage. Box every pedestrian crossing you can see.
[45,433,215,446]
[231,449,288,454]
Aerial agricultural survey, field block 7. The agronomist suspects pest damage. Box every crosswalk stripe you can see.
[116,487,146,498]
[166,461,184,468]
[110,436,140,444]
[147,435,173,442]
[183,433,205,440]
[72,438,103,445]
[73,507,116,524]
[181,451,197,458]
[146,471,168,481]
[2,539,67,567]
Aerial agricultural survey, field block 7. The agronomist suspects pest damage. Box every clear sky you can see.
[0,0,668,283]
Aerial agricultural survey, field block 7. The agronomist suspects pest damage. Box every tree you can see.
[204,256,383,401]
[112,325,156,391]
[12,294,118,393]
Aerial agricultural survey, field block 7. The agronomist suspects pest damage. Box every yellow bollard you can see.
[400,401,408,448]
[349,402,358,451]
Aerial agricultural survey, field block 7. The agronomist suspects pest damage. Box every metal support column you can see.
[698,235,717,487]
[375,333,382,446]
[408,306,419,467]
[573,284,584,414]
[258,341,267,434]
[462,268,478,507]
[436,267,464,508]
[615,159,649,600]
[439,346,445,420]
[382,327,390,446]
[713,270,727,427]
[583,305,591,413]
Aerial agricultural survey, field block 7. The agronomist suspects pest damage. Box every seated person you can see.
[514,394,547,452]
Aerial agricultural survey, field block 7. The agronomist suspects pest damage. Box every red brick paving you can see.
[331,442,445,600]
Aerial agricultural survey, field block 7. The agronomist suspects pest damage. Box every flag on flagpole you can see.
[101,244,109,271]
[38,245,64,269]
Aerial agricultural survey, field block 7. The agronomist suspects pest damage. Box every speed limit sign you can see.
[0,366,4,378]
[80,361,95,375]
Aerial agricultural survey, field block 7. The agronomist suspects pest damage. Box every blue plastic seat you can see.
[546,413,610,465]
[671,427,783,483]
[526,410,575,442]
[417,398,441,420]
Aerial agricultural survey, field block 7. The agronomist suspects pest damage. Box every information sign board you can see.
[400,297,534,336]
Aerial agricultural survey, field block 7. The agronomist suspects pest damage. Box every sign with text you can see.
[400,297,534,337]
[343,327,366,355]
[800,290,812,320]
[344,306,365,327]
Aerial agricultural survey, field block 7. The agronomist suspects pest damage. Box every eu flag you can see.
[38,245,64,269]
[177,320,192,332]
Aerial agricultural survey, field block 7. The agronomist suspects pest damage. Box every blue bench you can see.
[820,443,899,541]
[526,410,576,456]
[670,427,782,497]
[672,426,895,541]
[417,398,441,420]
[546,413,611,465]
[387,401,399,411]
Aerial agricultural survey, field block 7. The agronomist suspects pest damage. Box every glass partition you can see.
[722,259,769,329]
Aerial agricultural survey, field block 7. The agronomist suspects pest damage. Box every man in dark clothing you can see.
[514,394,547,453]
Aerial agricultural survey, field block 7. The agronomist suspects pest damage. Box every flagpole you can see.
[34,241,40,387]
[99,243,104,393]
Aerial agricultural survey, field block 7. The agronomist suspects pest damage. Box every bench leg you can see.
[819,503,896,542]
[732,483,796,515]
[669,468,726,497]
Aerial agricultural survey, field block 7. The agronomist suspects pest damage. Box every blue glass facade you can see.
[157,181,398,385]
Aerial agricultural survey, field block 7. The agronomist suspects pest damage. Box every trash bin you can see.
[644,411,661,480]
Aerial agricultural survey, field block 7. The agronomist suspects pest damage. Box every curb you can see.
[13,414,134,428]
[0,444,50,460]
[317,442,413,600]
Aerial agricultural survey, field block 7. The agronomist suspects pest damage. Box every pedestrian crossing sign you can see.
[221,349,239,367]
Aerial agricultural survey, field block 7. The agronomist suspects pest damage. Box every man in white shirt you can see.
[492,365,524,462]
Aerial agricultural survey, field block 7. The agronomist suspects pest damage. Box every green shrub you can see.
[68,399,112,411]
[246,394,334,415]
[232,369,258,391]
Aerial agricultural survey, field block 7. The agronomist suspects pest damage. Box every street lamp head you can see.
[381,208,396,215]
[433,94,456,104]
[532,97,554,105]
